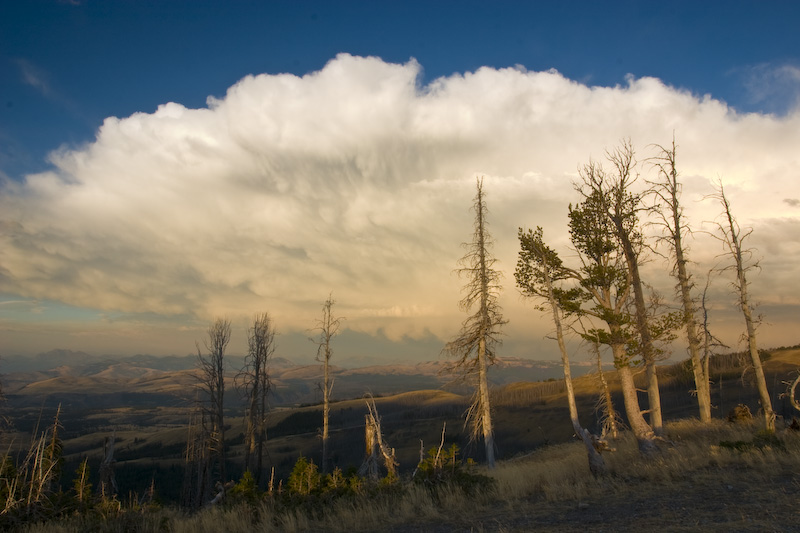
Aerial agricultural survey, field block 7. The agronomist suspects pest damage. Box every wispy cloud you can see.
[14,58,91,125]
[735,62,800,115]
[1,54,798,355]
[0,298,44,314]
[16,58,53,97]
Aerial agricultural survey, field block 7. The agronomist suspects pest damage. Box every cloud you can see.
[784,198,799,207]
[14,58,90,124]
[1,54,799,356]
[735,62,800,115]
[16,59,53,97]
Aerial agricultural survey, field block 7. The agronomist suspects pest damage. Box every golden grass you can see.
[18,418,800,532]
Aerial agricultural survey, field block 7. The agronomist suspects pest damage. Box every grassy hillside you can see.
[1,347,798,510]
[10,419,800,532]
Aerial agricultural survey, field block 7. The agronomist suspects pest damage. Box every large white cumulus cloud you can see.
[2,54,799,355]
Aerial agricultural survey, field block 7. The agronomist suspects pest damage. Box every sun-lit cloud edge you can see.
[1,54,798,359]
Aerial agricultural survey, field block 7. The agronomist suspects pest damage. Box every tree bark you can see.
[477,337,495,468]
[615,359,657,454]
[616,225,663,434]
[593,342,618,439]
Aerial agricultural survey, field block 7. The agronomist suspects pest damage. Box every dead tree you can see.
[357,396,398,480]
[709,182,775,432]
[238,312,275,484]
[591,340,620,439]
[196,317,231,483]
[98,432,118,499]
[577,141,665,435]
[649,138,712,423]
[312,295,342,474]
[181,398,211,509]
[443,177,506,469]
[516,227,607,475]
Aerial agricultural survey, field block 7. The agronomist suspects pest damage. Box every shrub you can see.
[413,443,494,496]
[228,470,262,506]
[287,456,321,496]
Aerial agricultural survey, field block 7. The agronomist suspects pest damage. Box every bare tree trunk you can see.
[739,281,774,430]
[475,180,496,469]
[622,226,664,435]
[314,295,342,474]
[593,342,618,439]
[477,337,495,468]
[680,254,712,423]
[322,355,330,473]
[651,139,711,423]
[98,432,118,499]
[615,355,657,454]
[358,397,397,480]
[516,227,606,474]
[443,178,505,470]
[239,312,274,484]
[257,363,268,479]
[713,183,775,432]
[197,318,231,483]
[559,335,606,475]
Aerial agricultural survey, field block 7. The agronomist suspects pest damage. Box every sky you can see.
[1,1,799,364]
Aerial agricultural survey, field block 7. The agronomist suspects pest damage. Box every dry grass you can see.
[17,418,800,532]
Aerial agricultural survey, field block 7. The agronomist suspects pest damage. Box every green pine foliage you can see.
[414,443,494,496]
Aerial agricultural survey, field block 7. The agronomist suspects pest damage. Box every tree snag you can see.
[709,182,775,432]
[649,138,712,423]
[238,312,275,484]
[196,317,231,483]
[313,294,342,474]
[443,177,506,469]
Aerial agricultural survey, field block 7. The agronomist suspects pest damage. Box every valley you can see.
[2,346,798,506]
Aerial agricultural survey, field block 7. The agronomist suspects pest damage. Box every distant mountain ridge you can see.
[1,349,599,407]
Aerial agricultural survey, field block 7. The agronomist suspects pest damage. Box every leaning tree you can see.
[516,226,607,475]
[710,182,775,432]
[649,138,712,423]
[576,141,665,435]
[566,188,658,454]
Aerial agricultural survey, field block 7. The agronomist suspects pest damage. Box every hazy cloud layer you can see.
[2,54,799,357]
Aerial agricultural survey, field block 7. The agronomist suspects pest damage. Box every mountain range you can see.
[1,348,597,407]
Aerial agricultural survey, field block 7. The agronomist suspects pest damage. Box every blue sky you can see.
[3,1,799,179]
[1,1,799,361]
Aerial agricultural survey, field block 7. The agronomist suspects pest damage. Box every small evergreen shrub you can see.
[413,443,494,496]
